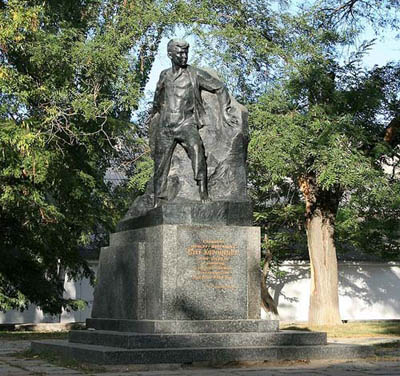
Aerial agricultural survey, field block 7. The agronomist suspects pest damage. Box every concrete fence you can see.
[268,260,400,321]
[1,260,400,324]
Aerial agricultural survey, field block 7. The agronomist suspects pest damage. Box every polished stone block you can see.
[91,224,261,321]
[117,201,253,232]
[31,218,376,365]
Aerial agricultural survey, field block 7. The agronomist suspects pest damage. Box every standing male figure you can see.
[151,38,236,207]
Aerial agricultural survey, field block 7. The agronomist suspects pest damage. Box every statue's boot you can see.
[198,178,211,203]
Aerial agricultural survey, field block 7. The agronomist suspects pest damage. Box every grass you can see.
[3,321,400,341]
[0,331,68,341]
[280,320,400,338]
[375,341,400,349]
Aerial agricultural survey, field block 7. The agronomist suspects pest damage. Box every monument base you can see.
[31,318,373,364]
[91,219,261,321]
[31,205,373,363]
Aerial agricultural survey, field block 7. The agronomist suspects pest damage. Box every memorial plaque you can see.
[187,240,238,288]
[174,226,249,320]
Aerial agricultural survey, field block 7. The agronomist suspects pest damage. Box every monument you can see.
[31,39,372,364]
[89,35,262,331]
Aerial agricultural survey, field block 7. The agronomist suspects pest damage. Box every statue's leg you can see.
[153,128,176,207]
[178,126,210,202]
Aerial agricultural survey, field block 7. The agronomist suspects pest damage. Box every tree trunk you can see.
[306,209,341,325]
[260,239,279,319]
[299,176,342,326]
[384,116,400,146]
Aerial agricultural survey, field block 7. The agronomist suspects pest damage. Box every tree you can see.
[0,0,273,315]
[0,0,264,316]
[248,36,400,326]
[318,0,400,32]
[0,0,170,314]
[189,1,400,325]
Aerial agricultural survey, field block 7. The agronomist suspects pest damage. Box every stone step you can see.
[69,330,326,349]
[31,339,374,365]
[86,319,279,333]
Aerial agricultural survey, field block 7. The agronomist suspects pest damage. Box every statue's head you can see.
[167,39,189,68]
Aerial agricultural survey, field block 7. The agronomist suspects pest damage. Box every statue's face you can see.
[168,45,188,67]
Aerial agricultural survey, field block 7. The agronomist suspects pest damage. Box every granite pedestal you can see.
[31,202,374,364]
[92,216,260,321]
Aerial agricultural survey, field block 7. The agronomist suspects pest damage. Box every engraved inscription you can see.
[186,240,239,289]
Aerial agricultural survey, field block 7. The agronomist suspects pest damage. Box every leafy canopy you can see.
[0,0,174,314]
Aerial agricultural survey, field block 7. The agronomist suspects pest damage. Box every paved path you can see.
[1,338,400,375]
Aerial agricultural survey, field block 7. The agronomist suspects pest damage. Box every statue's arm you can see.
[151,77,163,115]
[145,71,166,136]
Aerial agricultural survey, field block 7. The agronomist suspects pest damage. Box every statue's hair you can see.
[167,38,189,52]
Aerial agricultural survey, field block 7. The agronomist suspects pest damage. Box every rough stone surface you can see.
[4,337,400,375]
[90,243,145,320]
[91,224,261,321]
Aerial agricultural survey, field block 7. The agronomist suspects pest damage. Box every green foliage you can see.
[0,0,286,314]
[127,153,153,194]
[317,0,400,33]
[189,1,287,100]
[0,0,172,314]
[187,1,400,272]
[2,0,399,315]
[247,8,400,262]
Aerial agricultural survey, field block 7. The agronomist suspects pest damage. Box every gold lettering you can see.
[186,240,239,289]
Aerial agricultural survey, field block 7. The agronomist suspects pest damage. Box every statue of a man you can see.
[151,38,236,207]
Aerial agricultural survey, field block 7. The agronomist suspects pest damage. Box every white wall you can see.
[270,261,400,321]
[2,260,400,324]
[0,263,97,324]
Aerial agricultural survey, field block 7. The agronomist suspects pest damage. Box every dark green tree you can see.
[0,0,263,315]
[248,22,400,324]
[0,0,169,314]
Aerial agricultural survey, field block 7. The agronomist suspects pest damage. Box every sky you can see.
[143,25,400,98]
[363,31,399,68]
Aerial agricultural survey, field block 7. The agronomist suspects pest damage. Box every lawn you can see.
[0,331,68,341]
[2,321,400,340]
[281,320,400,338]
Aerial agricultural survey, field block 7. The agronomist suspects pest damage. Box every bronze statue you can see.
[150,39,237,207]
